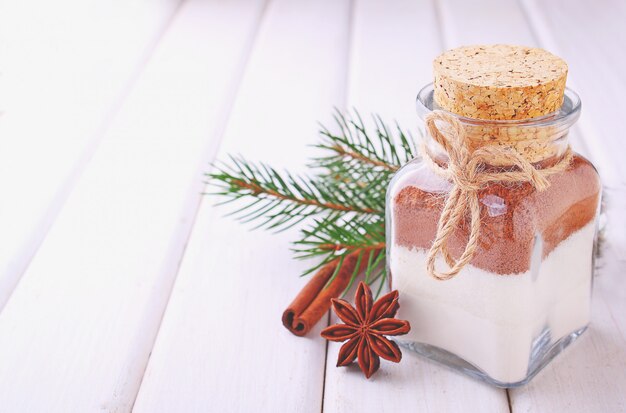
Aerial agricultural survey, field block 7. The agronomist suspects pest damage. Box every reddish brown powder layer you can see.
[392,155,600,275]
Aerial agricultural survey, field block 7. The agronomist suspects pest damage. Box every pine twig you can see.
[207,155,384,231]
[207,110,415,292]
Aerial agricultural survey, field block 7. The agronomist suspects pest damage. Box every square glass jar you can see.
[386,84,601,387]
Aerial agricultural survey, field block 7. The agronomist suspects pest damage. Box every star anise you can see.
[321,282,411,378]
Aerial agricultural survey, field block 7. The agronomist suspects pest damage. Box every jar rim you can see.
[416,83,581,128]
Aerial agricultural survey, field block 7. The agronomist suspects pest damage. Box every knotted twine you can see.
[420,110,574,280]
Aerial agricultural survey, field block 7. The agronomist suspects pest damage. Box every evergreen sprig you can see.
[313,111,415,174]
[206,110,417,295]
[210,155,383,231]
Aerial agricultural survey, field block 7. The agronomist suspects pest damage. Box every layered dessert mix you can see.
[387,45,601,386]
[389,156,600,384]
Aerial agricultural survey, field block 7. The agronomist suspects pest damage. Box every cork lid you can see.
[433,45,568,120]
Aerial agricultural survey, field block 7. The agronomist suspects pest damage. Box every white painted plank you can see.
[439,1,626,411]
[346,0,440,129]
[132,0,351,412]
[521,0,626,186]
[515,1,626,411]
[322,1,510,412]
[0,0,181,309]
[509,194,626,412]
[508,251,626,413]
[0,0,265,411]
[325,339,510,412]
[438,0,591,158]
[438,0,534,47]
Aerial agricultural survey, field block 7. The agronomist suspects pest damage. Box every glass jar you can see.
[386,83,601,387]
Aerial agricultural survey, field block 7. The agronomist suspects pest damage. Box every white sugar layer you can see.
[390,221,596,383]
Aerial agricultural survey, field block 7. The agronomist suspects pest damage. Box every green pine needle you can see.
[206,110,416,295]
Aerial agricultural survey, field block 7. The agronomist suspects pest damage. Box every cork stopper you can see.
[433,45,568,120]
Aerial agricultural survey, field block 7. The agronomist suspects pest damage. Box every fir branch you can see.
[292,215,387,294]
[293,215,385,260]
[313,110,417,173]
[207,155,384,231]
[207,110,413,292]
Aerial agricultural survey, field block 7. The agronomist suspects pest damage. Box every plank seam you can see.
[321,1,355,410]
[0,0,186,315]
[517,0,621,182]
[320,312,331,413]
[434,2,516,406]
[129,0,273,410]
[506,389,513,413]
[432,0,448,53]
[516,0,594,159]
[513,3,626,411]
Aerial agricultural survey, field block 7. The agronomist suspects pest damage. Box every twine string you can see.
[420,110,574,280]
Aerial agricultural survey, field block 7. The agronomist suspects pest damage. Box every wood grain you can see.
[0,0,181,311]
[440,1,626,412]
[0,1,623,412]
[438,0,592,158]
[521,0,626,186]
[322,1,510,412]
[133,0,351,411]
[0,0,265,410]
[514,1,626,411]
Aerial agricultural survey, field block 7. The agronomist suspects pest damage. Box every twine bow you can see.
[421,110,573,280]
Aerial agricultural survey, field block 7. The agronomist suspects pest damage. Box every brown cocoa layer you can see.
[392,155,600,275]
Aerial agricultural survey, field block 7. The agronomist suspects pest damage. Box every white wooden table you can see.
[0,0,625,411]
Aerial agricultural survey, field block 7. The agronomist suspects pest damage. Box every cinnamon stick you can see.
[282,252,352,336]
[282,252,367,336]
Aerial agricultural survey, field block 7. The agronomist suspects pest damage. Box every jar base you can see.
[397,325,588,388]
